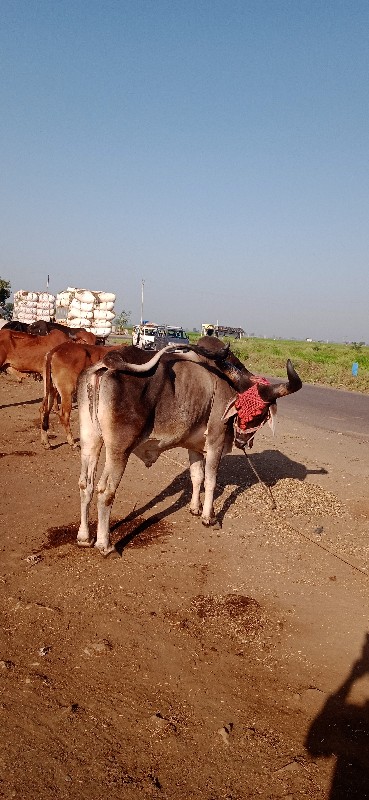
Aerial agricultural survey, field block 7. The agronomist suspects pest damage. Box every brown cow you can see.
[0,329,70,381]
[40,341,128,448]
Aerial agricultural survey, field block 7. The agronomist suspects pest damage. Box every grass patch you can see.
[190,334,369,392]
[111,332,369,393]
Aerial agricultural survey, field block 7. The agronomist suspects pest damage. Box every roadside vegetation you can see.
[109,329,369,393]
[187,334,369,393]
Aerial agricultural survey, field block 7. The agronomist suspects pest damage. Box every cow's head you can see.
[28,320,49,336]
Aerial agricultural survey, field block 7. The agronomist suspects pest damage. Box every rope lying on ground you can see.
[161,451,369,579]
[243,452,369,578]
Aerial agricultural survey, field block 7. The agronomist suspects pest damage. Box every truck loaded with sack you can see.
[56,287,116,339]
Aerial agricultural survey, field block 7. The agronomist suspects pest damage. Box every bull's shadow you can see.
[0,396,42,410]
[306,634,369,798]
[113,450,327,552]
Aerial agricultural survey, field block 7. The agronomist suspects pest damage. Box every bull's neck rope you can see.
[234,409,276,509]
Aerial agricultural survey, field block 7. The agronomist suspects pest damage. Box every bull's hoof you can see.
[189,508,202,517]
[201,518,221,530]
[94,543,118,558]
[77,538,95,548]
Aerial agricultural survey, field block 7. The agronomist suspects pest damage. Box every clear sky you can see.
[1,0,368,341]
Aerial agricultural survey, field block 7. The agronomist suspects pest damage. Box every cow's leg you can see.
[188,450,204,516]
[201,446,223,526]
[40,384,57,448]
[6,366,24,383]
[94,450,129,555]
[77,407,103,547]
[59,394,77,448]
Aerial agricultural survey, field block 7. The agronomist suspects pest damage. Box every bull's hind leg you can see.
[77,404,103,548]
[40,384,58,448]
[94,449,129,555]
[188,450,204,516]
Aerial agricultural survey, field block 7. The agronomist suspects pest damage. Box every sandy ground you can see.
[1,375,369,799]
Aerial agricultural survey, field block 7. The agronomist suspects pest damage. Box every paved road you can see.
[277,382,369,440]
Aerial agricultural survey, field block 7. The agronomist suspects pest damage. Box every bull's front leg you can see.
[201,445,223,527]
[188,450,204,516]
[95,451,129,556]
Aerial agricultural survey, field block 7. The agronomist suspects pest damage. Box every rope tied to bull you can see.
[233,377,278,510]
[230,382,369,576]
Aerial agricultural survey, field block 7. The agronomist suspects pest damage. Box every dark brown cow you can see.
[0,328,70,380]
[40,341,130,448]
[76,338,302,555]
[2,319,98,344]
[1,321,29,332]
[28,320,98,345]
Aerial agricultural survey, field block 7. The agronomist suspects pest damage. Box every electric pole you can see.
[140,279,145,325]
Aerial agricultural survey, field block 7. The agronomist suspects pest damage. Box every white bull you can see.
[76,339,302,555]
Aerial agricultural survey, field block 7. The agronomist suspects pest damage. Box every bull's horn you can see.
[258,360,302,402]
[102,344,177,372]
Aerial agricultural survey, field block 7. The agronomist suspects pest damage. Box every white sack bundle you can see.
[68,318,92,328]
[57,291,73,307]
[93,309,115,321]
[94,325,112,332]
[39,292,55,303]
[90,326,111,337]
[75,289,96,304]
[17,312,35,322]
[16,300,37,309]
[80,301,95,312]
[17,292,38,302]
[97,291,116,303]
[67,307,81,319]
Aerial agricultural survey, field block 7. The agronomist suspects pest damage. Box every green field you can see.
[190,335,369,393]
[114,332,369,393]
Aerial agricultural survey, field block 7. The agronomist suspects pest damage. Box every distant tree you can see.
[0,277,11,307]
[0,278,12,319]
[2,302,13,320]
[114,309,131,332]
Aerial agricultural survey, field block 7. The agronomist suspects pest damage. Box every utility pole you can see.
[140,279,145,325]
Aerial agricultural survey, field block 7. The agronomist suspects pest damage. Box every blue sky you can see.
[1,0,368,341]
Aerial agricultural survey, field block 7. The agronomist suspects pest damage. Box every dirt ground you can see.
[1,375,369,800]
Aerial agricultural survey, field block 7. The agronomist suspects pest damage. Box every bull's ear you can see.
[221,395,238,421]
[102,351,127,370]
[194,341,230,360]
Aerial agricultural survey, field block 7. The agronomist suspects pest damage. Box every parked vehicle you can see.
[132,324,158,349]
[201,323,244,339]
[154,325,189,350]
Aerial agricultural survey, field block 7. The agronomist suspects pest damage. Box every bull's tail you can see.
[83,362,106,427]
